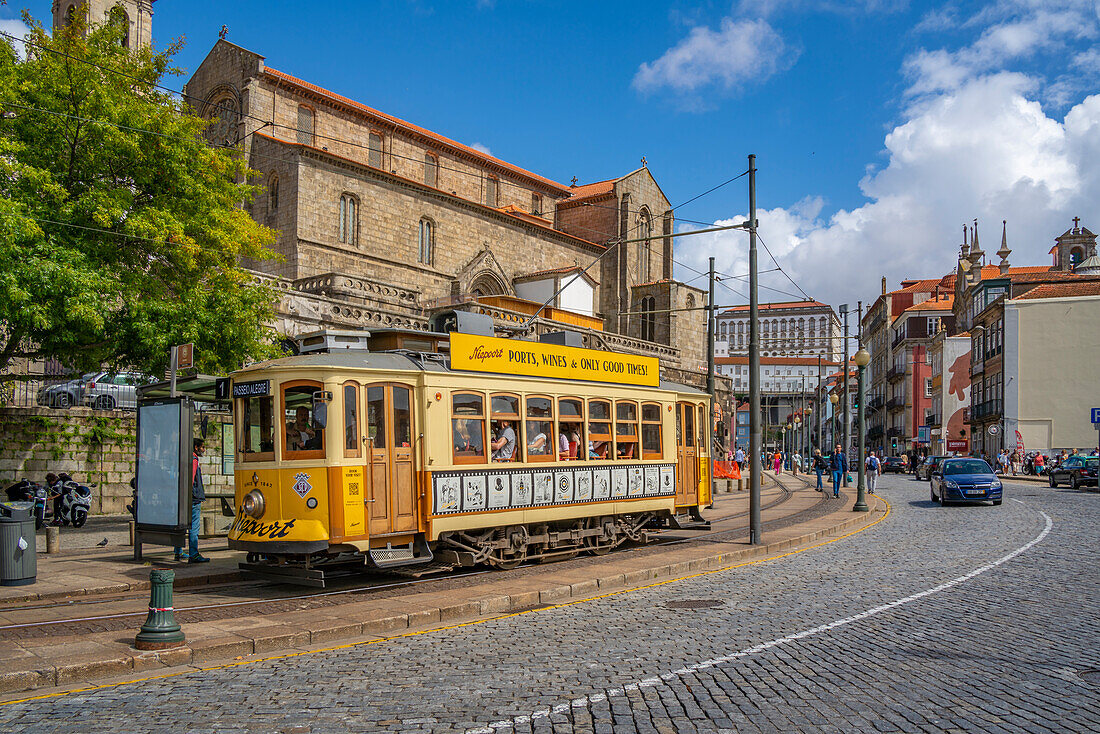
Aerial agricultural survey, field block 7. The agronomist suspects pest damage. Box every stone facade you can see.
[0,407,232,522]
[180,40,706,373]
[52,0,154,50]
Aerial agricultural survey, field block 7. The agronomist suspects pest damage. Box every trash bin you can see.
[0,502,36,586]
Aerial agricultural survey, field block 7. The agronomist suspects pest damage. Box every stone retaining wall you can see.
[0,407,233,522]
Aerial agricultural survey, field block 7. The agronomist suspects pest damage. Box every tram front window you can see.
[240,395,274,460]
[284,384,325,454]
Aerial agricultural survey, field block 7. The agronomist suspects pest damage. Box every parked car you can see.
[36,372,100,409]
[916,455,947,481]
[83,372,154,410]
[1048,456,1098,489]
[931,457,1002,506]
[882,456,907,473]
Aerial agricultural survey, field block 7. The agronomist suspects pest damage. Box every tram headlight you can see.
[242,490,266,519]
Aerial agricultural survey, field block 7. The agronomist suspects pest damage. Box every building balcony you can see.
[886,365,906,382]
[867,425,884,440]
[887,427,903,438]
[925,413,940,427]
[969,399,1003,421]
[868,396,884,411]
[970,360,984,377]
[886,396,905,411]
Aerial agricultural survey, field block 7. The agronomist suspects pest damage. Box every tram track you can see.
[0,475,832,639]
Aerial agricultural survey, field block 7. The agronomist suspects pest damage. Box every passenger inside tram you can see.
[286,406,320,451]
[490,420,516,461]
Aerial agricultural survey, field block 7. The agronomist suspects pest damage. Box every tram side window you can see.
[615,401,638,460]
[367,386,386,448]
[489,394,519,462]
[240,396,274,459]
[558,398,583,461]
[284,384,324,454]
[698,404,706,452]
[641,402,662,460]
[343,383,360,458]
[683,403,695,447]
[525,396,554,462]
[393,386,411,448]
[589,400,611,459]
[452,392,486,464]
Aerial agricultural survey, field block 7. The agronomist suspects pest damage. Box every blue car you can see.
[931,457,1003,506]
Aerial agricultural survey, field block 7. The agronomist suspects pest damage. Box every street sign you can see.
[987,424,1000,436]
[1092,407,1100,425]
[175,343,194,370]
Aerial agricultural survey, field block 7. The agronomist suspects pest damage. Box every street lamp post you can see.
[805,405,813,457]
[793,415,801,474]
[829,392,839,449]
[854,345,871,512]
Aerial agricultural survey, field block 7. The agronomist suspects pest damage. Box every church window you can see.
[339,194,358,245]
[205,93,240,147]
[424,153,438,188]
[685,293,696,310]
[268,174,279,217]
[64,4,77,26]
[296,105,314,146]
[368,132,383,168]
[109,5,130,48]
[531,193,542,216]
[485,176,498,207]
[1070,247,1084,267]
[418,218,434,266]
[640,296,656,342]
[637,207,652,283]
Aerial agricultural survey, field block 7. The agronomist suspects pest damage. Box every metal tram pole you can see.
[816,356,823,452]
[840,305,850,487]
[854,300,870,512]
[706,257,717,461]
[747,154,762,545]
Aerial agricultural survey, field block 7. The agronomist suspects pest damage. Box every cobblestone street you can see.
[2,475,1096,733]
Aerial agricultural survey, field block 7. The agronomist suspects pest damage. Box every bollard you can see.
[45,526,60,554]
[128,520,135,547]
[202,515,215,537]
[726,479,733,494]
[134,569,186,650]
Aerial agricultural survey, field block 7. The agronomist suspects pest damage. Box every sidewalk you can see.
[0,474,884,697]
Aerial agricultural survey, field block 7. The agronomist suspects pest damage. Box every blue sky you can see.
[3,1,1099,308]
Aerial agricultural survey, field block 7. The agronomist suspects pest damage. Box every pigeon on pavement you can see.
[96,538,108,546]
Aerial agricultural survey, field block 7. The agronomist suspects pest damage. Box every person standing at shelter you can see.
[830,444,848,499]
[866,450,881,495]
[175,438,209,564]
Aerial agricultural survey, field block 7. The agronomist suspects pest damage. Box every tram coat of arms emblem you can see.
[292,472,312,498]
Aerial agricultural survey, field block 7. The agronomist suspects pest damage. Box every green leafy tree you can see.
[0,13,279,383]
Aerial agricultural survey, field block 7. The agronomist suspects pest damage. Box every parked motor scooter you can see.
[53,473,93,528]
[3,479,53,529]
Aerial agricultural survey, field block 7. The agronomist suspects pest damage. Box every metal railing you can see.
[886,396,905,410]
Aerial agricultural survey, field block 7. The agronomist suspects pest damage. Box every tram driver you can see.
[490,420,516,461]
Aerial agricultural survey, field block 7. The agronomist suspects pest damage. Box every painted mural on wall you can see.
[945,347,971,452]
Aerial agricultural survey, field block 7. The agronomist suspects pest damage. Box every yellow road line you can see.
[0,498,890,707]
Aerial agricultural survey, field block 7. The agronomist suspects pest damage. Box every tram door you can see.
[365,384,418,536]
[676,402,699,506]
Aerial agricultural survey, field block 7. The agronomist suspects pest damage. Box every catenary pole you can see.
[841,306,850,486]
[748,155,762,544]
[707,257,716,457]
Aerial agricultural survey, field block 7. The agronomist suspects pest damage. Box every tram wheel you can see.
[584,517,616,556]
[493,526,528,570]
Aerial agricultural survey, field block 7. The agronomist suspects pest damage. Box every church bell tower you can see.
[52,1,155,50]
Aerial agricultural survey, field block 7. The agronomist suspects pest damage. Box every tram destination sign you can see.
[232,379,271,398]
[450,332,660,387]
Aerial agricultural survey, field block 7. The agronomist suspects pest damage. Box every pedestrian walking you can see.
[866,450,880,495]
[174,438,209,564]
[773,451,782,474]
[734,446,745,471]
[829,444,848,499]
[812,449,826,491]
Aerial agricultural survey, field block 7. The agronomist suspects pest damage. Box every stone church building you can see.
[52,1,711,383]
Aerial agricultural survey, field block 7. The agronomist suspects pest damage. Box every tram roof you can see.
[233,350,709,396]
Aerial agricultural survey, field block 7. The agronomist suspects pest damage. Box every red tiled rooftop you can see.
[263,67,572,195]
[720,300,832,314]
[717,356,839,366]
[1012,281,1100,300]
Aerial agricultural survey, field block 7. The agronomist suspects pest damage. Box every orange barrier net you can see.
[713,460,742,479]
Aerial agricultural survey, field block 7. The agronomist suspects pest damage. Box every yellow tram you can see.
[227,328,711,585]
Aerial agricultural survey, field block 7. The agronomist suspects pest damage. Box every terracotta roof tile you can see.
[898,296,954,315]
[720,300,832,314]
[263,67,572,195]
[1012,281,1100,300]
[564,179,616,202]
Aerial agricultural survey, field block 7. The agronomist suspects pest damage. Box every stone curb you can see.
[0,489,883,697]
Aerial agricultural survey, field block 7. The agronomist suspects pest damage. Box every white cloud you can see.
[0,18,30,60]
[468,142,492,156]
[633,18,798,95]
[675,1,1100,310]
